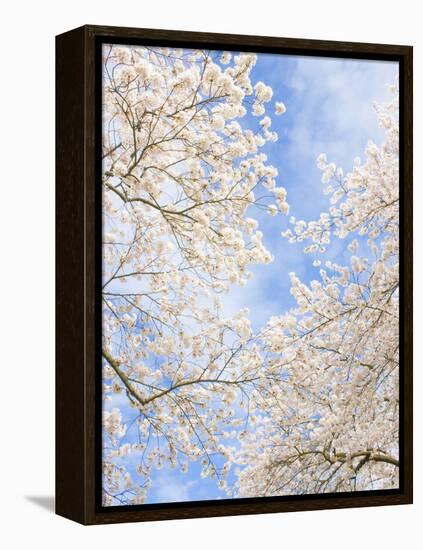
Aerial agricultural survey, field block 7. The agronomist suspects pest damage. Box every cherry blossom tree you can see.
[232,86,400,497]
[101,44,288,505]
[101,43,399,504]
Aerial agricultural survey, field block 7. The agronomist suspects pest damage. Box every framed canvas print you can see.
[56,25,413,525]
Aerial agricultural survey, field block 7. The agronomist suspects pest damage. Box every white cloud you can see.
[153,474,197,503]
[287,56,398,171]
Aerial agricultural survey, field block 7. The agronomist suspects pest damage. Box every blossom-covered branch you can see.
[101,44,288,505]
[232,86,399,497]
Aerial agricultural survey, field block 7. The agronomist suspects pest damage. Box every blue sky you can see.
[103,50,399,505]
[220,52,399,331]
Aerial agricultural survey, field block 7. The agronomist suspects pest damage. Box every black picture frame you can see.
[56,24,413,525]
